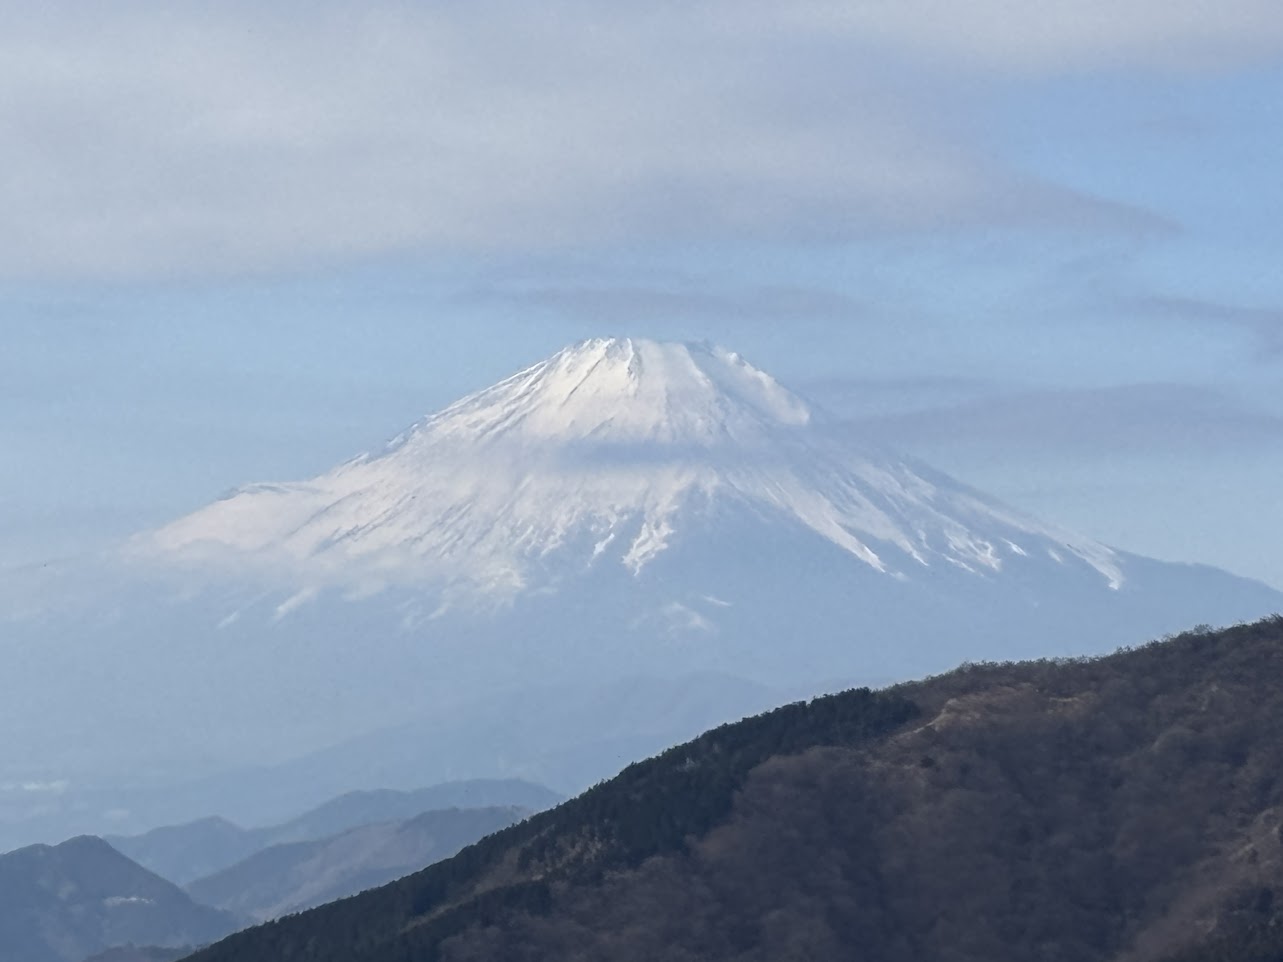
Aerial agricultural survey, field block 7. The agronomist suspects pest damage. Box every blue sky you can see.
[3,0,1283,588]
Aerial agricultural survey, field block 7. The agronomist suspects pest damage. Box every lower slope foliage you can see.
[187,616,1283,962]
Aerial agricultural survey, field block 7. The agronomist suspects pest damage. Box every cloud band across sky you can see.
[3,0,1279,279]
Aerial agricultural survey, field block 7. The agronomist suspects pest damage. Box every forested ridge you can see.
[186,616,1283,962]
[183,686,917,961]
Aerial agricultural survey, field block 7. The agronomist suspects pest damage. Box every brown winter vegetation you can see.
[186,616,1283,962]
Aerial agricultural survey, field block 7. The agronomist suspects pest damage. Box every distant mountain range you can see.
[106,779,560,885]
[3,785,553,962]
[0,835,236,962]
[185,805,529,921]
[3,337,1279,847]
[184,616,1283,962]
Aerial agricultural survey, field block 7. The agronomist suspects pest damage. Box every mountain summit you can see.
[132,337,1120,602]
[400,337,814,444]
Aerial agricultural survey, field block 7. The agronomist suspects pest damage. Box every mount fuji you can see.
[136,337,1123,601]
[4,337,1280,845]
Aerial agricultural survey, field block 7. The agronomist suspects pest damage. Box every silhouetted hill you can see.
[183,616,1283,962]
[0,835,236,962]
[108,779,559,884]
[186,806,529,921]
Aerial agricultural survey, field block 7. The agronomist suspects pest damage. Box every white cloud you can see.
[1,779,70,794]
[0,1,1275,278]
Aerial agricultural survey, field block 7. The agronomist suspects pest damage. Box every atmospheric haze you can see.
[3,338,1279,849]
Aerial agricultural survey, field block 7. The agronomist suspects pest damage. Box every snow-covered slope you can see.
[128,337,1122,608]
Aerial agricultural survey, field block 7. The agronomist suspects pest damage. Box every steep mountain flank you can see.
[187,616,1283,962]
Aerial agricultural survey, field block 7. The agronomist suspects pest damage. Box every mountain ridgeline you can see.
[107,780,560,885]
[185,805,531,922]
[187,616,1283,962]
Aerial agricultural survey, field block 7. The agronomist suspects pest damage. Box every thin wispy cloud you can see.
[838,382,1283,457]
[802,374,1002,416]
[1128,295,1283,358]
[785,0,1283,72]
[474,282,866,325]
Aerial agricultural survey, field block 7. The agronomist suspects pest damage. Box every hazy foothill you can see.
[1,784,554,962]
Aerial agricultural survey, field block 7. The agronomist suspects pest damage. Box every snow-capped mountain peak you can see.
[392,337,813,450]
[130,338,1124,604]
